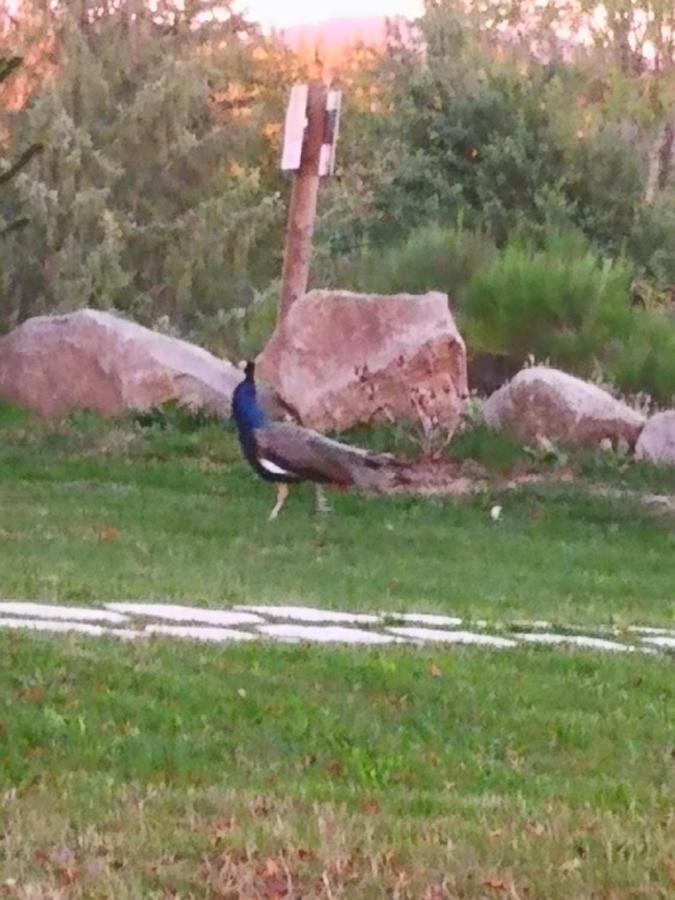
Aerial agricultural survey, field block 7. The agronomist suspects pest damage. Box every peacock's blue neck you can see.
[231,378,267,438]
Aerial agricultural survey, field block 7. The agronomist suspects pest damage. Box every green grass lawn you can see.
[0,403,674,897]
[1,634,673,897]
[0,403,674,628]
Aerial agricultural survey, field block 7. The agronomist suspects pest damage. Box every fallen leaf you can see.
[297,847,314,862]
[559,857,582,875]
[394,869,411,887]
[428,663,443,678]
[34,848,49,866]
[59,867,78,886]
[323,759,342,777]
[262,858,280,879]
[212,818,233,842]
[664,858,675,885]
[361,798,380,815]
[98,527,119,542]
[422,886,445,900]
[253,800,273,817]
[524,820,547,838]
[483,877,507,891]
[20,688,44,704]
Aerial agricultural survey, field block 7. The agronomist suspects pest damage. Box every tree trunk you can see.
[643,119,675,205]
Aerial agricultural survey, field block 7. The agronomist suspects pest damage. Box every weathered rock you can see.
[482,366,646,448]
[257,290,467,434]
[0,309,246,419]
[635,411,675,465]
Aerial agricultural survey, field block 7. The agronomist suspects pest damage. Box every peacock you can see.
[231,361,406,519]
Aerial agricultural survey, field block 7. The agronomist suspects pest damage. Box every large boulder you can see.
[482,366,646,448]
[635,411,675,465]
[0,309,246,419]
[257,290,467,433]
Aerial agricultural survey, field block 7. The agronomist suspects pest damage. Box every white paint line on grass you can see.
[630,626,675,637]
[109,629,147,641]
[518,633,631,653]
[145,624,257,643]
[236,605,380,624]
[385,613,463,627]
[642,635,675,649]
[0,602,127,624]
[387,627,518,648]
[257,624,399,644]
[0,616,108,637]
[0,602,671,656]
[106,603,264,626]
[512,619,554,630]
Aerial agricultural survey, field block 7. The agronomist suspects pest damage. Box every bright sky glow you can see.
[238,0,424,30]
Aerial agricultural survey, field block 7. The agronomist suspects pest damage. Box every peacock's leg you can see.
[314,484,332,515]
[268,483,289,521]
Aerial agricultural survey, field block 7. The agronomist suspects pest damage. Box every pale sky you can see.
[238,0,424,30]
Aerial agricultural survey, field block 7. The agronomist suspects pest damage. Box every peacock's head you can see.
[232,360,265,430]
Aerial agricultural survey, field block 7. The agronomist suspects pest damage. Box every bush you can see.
[186,280,279,363]
[628,193,675,286]
[606,310,675,405]
[314,221,497,301]
[461,229,635,372]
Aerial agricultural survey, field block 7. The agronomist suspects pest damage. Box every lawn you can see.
[0,402,674,897]
[0,403,674,628]
[1,635,673,897]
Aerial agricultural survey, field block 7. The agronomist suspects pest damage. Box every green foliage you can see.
[1,0,675,408]
[313,212,675,404]
[346,221,496,300]
[448,424,528,473]
[318,0,668,278]
[0,0,293,331]
[457,228,675,403]
[628,192,675,283]
[462,229,634,370]
[0,54,43,327]
[607,309,675,404]
[185,278,280,362]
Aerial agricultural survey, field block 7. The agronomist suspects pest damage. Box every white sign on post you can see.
[280,84,309,172]
[318,89,342,177]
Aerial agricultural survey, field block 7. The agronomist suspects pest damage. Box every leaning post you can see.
[278,80,341,325]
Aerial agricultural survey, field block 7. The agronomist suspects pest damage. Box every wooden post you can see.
[278,80,327,325]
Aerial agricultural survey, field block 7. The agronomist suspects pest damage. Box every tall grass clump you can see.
[461,229,635,372]
[315,221,497,300]
[607,311,675,405]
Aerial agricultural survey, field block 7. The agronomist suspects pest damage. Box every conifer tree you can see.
[0,0,293,330]
[0,53,42,329]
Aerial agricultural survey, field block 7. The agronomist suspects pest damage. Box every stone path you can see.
[0,601,673,656]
